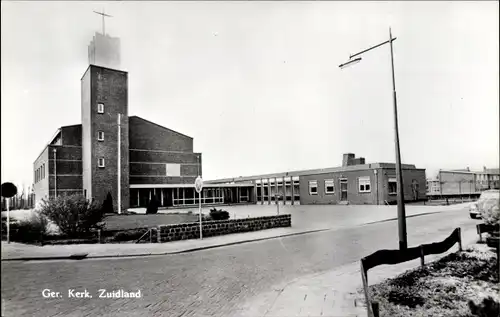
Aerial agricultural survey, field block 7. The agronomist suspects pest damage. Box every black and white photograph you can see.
[1,1,499,316]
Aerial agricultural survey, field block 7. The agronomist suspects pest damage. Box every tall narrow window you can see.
[98,158,105,168]
[97,131,104,141]
[97,103,104,114]
[309,180,318,195]
[325,179,335,194]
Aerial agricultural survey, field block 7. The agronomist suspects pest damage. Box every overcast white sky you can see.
[1,1,499,188]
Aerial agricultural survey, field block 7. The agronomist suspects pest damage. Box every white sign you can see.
[195,176,203,194]
[166,163,181,177]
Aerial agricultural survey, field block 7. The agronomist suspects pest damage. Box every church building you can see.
[32,28,255,212]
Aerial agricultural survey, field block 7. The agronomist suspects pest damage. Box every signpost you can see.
[1,182,18,244]
[195,176,203,239]
[275,194,281,215]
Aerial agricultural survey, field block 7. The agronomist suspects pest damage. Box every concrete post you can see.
[260,179,264,205]
[268,179,271,205]
[283,177,286,205]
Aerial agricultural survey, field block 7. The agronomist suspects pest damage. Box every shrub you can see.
[38,194,105,238]
[209,208,230,220]
[102,192,114,214]
[4,212,48,243]
[482,203,500,225]
[146,196,159,214]
[386,286,425,308]
[468,297,500,317]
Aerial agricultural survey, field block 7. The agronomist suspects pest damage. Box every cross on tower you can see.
[93,9,113,36]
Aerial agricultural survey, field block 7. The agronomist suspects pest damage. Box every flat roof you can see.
[207,162,423,183]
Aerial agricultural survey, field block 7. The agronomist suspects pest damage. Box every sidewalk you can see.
[236,226,480,317]
[1,203,470,262]
[1,226,329,261]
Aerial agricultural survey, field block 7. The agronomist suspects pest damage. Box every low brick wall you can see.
[157,214,291,243]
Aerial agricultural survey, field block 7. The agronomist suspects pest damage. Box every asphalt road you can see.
[1,208,478,317]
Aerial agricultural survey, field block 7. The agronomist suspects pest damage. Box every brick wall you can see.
[379,168,427,203]
[129,116,193,152]
[300,169,379,205]
[61,125,82,146]
[299,167,427,205]
[439,171,476,196]
[86,65,130,211]
[156,214,291,242]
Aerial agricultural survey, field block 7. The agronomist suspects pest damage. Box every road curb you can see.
[1,208,469,262]
[1,228,331,262]
[363,210,445,225]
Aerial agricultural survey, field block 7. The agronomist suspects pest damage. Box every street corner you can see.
[262,284,367,317]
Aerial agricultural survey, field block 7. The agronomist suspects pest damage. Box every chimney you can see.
[342,153,355,167]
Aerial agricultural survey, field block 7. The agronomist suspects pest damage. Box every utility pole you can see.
[339,27,407,250]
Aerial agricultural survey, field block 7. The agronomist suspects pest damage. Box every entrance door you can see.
[340,179,348,201]
[165,189,173,207]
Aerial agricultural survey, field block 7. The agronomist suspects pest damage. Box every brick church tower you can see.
[81,28,129,213]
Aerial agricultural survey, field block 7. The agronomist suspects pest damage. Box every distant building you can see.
[426,167,500,198]
[426,177,441,196]
[208,153,427,205]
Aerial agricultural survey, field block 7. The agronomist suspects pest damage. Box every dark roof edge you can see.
[80,64,128,81]
[61,124,82,129]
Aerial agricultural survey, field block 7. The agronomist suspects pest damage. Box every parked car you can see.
[469,189,500,219]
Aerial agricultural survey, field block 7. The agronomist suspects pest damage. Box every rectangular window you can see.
[388,177,397,195]
[358,176,371,193]
[97,131,104,141]
[97,103,104,114]
[325,179,335,194]
[309,180,318,195]
[98,158,105,168]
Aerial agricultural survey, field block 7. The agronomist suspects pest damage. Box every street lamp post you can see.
[117,114,121,214]
[339,27,408,250]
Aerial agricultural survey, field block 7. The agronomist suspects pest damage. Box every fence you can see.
[360,228,462,317]
[1,194,35,211]
[476,223,499,242]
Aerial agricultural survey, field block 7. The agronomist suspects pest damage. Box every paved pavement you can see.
[238,221,481,317]
[1,206,479,317]
[1,203,471,261]
[1,227,328,261]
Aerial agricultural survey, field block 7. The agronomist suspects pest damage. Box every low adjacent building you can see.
[208,153,427,205]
